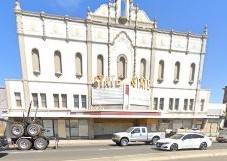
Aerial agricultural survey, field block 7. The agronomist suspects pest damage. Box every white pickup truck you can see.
[112,127,165,146]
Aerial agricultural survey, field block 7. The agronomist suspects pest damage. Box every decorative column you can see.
[133,5,138,76]
[15,1,31,111]
[108,1,111,77]
[193,26,208,112]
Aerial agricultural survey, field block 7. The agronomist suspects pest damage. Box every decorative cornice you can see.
[18,33,205,55]
[17,10,205,39]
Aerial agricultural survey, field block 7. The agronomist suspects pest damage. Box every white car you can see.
[156,133,212,151]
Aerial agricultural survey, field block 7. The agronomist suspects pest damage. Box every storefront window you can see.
[53,120,58,138]
[43,120,54,137]
[70,120,79,137]
[65,120,70,139]
[79,120,88,137]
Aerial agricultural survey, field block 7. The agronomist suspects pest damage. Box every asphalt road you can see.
[0,142,227,161]
[174,156,227,161]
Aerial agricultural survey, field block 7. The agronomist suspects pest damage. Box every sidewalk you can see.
[48,139,113,148]
[75,149,227,161]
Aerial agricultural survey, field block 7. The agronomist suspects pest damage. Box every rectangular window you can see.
[189,99,194,111]
[174,98,179,110]
[81,95,87,109]
[61,94,67,108]
[15,92,22,107]
[200,99,205,111]
[153,98,158,110]
[32,93,39,108]
[53,94,59,108]
[159,98,164,110]
[40,93,47,108]
[184,99,188,111]
[169,98,174,110]
[73,95,79,108]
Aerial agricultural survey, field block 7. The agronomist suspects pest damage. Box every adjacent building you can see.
[4,0,225,139]
[223,86,227,127]
[0,87,8,136]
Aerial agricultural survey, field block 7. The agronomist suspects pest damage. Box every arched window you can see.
[97,55,104,76]
[158,60,164,82]
[140,59,146,78]
[189,63,196,84]
[117,55,127,80]
[32,48,41,75]
[174,61,180,83]
[75,52,83,77]
[54,51,62,77]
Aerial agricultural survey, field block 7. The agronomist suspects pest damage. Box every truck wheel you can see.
[11,124,24,138]
[120,138,129,146]
[17,138,32,150]
[34,137,48,150]
[152,137,160,145]
[27,124,41,137]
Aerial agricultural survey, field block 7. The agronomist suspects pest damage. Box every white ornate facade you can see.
[5,0,225,139]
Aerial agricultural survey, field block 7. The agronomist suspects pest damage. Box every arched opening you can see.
[158,60,164,82]
[75,52,83,77]
[140,59,146,78]
[97,55,104,76]
[54,51,62,77]
[32,48,41,75]
[117,55,127,80]
[174,61,180,83]
[189,63,196,84]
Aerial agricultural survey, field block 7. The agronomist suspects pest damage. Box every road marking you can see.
[98,147,124,151]
[98,148,109,151]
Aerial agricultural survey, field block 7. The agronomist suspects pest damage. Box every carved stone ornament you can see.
[160,39,167,47]
[118,16,128,25]
[30,22,37,32]
[52,25,59,34]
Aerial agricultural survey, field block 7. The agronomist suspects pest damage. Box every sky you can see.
[0,0,226,103]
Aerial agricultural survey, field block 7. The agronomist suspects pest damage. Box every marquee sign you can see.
[92,75,151,90]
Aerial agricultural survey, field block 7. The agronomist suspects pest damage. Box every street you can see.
[0,142,227,161]
[174,156,227,161]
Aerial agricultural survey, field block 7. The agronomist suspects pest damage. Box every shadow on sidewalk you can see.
[0,153,8,158]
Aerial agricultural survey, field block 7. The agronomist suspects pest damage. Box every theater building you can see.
[4,0,225,139]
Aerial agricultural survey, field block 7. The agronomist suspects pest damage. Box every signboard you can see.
[92,87,123,105]
[130,88,150,106]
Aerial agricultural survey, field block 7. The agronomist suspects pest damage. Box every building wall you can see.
[5,1,224,139]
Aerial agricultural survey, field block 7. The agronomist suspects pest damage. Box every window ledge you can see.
[118,75,125,80]
[173,79,179,84]
[76,74,82,79]
[189,80,194,85]
[55,72,62,78]
[33,71,40,76]
[157,78,163,83]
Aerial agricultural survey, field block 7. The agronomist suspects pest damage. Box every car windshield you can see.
[126,127,134,133]
[170,134,184,139]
